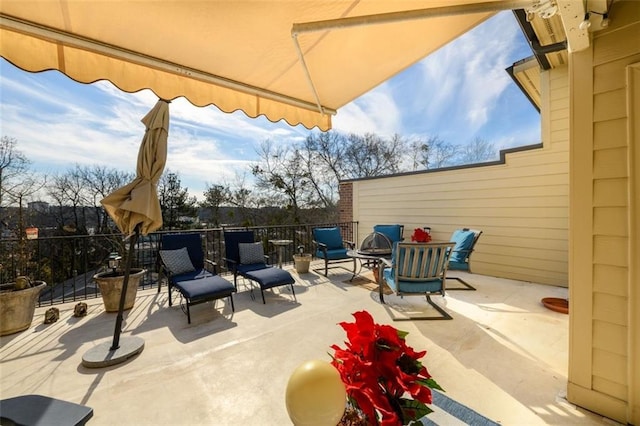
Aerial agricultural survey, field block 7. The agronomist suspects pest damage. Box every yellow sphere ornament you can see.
[285,359,346,425]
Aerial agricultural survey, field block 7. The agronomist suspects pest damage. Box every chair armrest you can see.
[344,240,355,249]
[223,257,238,272]
[380,258,392,268]
[263,254,270,266]
[204,259,218,274]
[313,240,328,254]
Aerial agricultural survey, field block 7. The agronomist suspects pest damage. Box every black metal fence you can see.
[0,222,358,306]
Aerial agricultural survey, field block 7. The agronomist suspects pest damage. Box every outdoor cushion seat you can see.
[447,228,483,290]
[174,276,235,306]
[373,224,404,244]
[224,229,296,304]
[160,233,235,324]
[312,226,356,276]
[244,267,296,303]
[379,242,456,320]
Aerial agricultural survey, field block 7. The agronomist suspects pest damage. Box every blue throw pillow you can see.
[449,230,476,263]
[313,227,343,249]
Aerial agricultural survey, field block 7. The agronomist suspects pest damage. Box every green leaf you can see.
[398,398,433,422]
[396,329,409,339]
[417,377,444,391]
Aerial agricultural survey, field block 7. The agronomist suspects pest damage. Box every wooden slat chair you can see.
[378,242,456,320]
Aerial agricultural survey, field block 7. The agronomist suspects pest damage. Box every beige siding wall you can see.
[348,67,569,286]
[567,1,640,423]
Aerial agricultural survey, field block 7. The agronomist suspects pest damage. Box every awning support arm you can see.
[290,0,534,117]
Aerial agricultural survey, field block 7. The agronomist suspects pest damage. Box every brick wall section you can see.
[338,182,353,223]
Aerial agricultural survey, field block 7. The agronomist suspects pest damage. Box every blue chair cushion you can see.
[448,260,470,271]
[174,276,235,301]
[315,247,348,260]
[383,269,443,294]
[237,263,269,274]
[313,227,344,250]
[373,224,402,243]
[171,269,215,283]
[244,267,295,290]
[449,230,476,263]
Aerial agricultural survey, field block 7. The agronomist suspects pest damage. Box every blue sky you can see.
[0,11,540,201]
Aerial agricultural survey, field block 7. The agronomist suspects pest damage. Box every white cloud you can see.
[417,12,521,135]
[333,82,401,136]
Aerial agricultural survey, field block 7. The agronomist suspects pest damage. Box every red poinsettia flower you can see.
[331,310,442,425]
[411,228,432,243]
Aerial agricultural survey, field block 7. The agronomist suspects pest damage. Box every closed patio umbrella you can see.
[82,99,169,368]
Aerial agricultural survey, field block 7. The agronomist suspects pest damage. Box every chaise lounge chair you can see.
[159,233,235,324]
[223,229,296,304]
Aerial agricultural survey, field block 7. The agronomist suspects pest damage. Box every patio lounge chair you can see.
[447,228,483,290]
[223,230,295,304]
[378,241,456,320]
[373,224,404,244]
[312,226,356,277]
[159,233,235,323]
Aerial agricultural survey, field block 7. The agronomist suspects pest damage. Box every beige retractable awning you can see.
[0,1,529,130]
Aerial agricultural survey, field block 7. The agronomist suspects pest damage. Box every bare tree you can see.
[252,140,310,224]
[5,171,46,274]
[457,137,497,164]
[224,172,257,226]
[46,166,91,233]
[427,138,460,169]
[342,133,405,178]
[80,165,134,233]
[0,136,31,226]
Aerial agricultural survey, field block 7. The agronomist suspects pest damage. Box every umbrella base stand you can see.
[81,336,144,368]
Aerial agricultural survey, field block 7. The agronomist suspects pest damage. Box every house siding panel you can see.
[349,68,569,286]
[568,2,640,423]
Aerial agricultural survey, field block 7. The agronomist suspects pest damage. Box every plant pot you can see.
[0,281,46,336]
[94,268,146,312]
[293,254,312,274]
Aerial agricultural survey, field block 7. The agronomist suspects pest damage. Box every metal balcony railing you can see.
[0,222,358,306]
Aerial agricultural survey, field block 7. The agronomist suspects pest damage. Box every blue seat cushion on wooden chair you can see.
[374,224,403,243]
[244,267,295,290]
[313,227,344,249]
[449,230,476,263]
[174,276,235,300]
[448,260,470,271]
[315,247,348,260]
[383,269,443,293]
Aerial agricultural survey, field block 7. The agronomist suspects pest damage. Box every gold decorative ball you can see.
[285,359,346,425]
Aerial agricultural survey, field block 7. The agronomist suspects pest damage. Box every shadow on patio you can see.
[0,261,613,425]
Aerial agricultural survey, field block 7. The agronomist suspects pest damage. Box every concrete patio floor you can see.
[0,262,619,425]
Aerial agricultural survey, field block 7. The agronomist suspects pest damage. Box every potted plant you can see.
[93,253,146,312]
[331,311,441,425]
[293,245,312,274]
[0,276,47,336]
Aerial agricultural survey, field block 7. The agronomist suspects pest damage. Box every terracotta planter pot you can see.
[293,254,312,274]
[0,281,46,336]
[94,269,146,312]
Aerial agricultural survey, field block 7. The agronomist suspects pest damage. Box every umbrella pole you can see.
[110,224,140,350]
[81,225,145,368]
